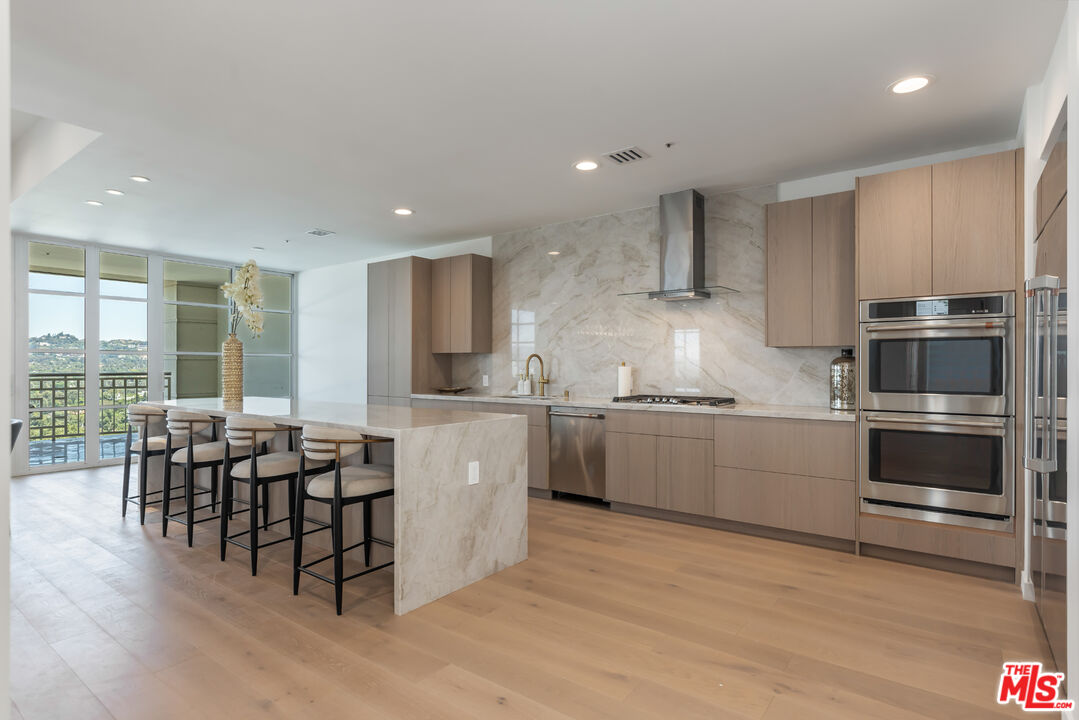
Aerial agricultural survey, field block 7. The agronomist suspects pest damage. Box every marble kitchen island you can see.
[150,397,528,615]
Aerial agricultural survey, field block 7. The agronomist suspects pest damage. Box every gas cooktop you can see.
[612,394,736,407]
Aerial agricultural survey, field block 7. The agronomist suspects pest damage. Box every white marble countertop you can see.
[152,397,521,438]
[411,393,856,422]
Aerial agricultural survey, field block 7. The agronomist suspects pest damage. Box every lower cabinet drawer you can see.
[714,466,856,540]
[528,425,548,489]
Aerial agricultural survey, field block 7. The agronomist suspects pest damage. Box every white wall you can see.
[10,115,99,201]
[776,139,1019,201]
[1,0,13,715]
[295,237,491,403]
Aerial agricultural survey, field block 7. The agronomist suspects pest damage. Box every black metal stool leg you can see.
[288,476,296,538]
[220,475,232,561]
[185,465,195,548]
[138,446,149,525]
[292,482,306,595]
[363,499,372,567]
[210,465,219,513]
[333,493,344,615]
[121,426,132,517]
[262,488,270,531]
[249,481,260,576]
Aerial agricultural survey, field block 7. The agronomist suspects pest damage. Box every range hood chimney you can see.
[649,189,708,300]
[619,188,737,301]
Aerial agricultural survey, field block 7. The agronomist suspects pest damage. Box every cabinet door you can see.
[605,431,657,507]
[430,257,453,353]
[528,425,549,489]
[367,262,390,398]
[857,166,932,299]
[387,258,413,398]
[1037,141,1067,236]
[811,191,855,346]
[766,198,813,346]
[1035,199,1067,287]
[657,436,713,515]
[931,150,1015,295]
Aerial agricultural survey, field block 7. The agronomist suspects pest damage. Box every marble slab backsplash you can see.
[452,186,843,406]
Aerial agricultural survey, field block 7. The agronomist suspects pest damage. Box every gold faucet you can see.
[524,353,550,396]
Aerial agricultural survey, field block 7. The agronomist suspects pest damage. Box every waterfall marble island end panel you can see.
[150,397,529,615]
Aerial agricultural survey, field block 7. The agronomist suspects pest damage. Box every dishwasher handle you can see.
[550,411,605,419]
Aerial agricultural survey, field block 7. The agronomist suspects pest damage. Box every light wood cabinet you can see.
[1035,201,1066,286]
[657,436,713,515]
[766,198,813,346]
[766,191,855,347]
[605,431,658,507]
[856,165,933,300]
[857,150,1018,300]
[858,513,1014,567]
[811,192,856,346]
[713,415,855,481]
[431,254,492,353]
[714,466,855,540]
[367,257,450,403]
[528,425,549,490]
[931,151,1016,295]
[1037,141,1067,235]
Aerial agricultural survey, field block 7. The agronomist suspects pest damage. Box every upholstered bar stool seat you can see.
[306,465,393,499]
[230,451,322,479]
[162,410,228,547]
[133,434,188,452]
[221,415,305,576]
[293,424,395,614]
[171,440,226,463]
[122,403,174,524]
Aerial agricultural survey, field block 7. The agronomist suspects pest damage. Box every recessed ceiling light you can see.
[548,251,561,255]
[84,200,103,206]
[574,160,599,172]
[251,246,265,251]
[394,208,413,216]
[129,175,151,183]
[105,189,124,196]
[889,75,932,94]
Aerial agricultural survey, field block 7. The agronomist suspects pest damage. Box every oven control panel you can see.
[861,293,1013,322]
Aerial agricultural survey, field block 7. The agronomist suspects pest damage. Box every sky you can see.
[29,273,147,342]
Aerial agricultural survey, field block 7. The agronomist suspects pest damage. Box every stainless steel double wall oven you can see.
[859,292,1015,529]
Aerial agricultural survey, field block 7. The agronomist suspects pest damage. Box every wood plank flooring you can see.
[10,466,1053,719]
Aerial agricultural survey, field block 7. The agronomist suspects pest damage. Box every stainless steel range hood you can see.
[621,189,737,301]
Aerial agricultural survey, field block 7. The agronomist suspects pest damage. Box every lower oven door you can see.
[860,411,1013,520]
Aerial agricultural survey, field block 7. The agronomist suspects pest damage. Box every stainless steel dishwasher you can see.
[548,406,606,499]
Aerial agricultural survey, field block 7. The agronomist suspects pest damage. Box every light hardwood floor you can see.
[11,466,1052,719]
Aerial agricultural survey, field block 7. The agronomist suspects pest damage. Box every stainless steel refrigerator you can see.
[1026,278,1067,674]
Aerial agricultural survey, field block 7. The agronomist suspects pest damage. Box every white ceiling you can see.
[11,0,1064,272]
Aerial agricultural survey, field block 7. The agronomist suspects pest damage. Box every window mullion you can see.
[85,251,100,462]
[148,255,164,400]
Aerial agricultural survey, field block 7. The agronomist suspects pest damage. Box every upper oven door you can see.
[859,317,1013,415]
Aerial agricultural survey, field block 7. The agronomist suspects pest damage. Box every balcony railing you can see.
[28,371,173,450]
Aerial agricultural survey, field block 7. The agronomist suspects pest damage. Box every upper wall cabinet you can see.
[857,150,1017,300]
[766,190,855,347]
[856,165,933,300]
[931,151,1016,295]
[431,254,492,353]
[1037,141,1067,236]
[368,256,451,401]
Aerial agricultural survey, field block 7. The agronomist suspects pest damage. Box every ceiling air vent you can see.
[605,146,650,166]
[306,228,335,237]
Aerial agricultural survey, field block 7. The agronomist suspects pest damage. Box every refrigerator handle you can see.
[1025,275,1061,473]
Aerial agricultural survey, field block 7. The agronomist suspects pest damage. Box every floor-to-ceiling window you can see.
[14,237,294,474]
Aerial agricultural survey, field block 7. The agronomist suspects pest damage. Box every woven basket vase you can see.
[223,333,243,408]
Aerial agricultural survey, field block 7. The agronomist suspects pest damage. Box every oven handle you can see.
[864,415,1007,430]
[864,320,1007,333]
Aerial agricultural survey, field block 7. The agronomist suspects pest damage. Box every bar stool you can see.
[121,404,188,524]
[221,416,323,575]
[162,410,229,547]
[293,425,394,615]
